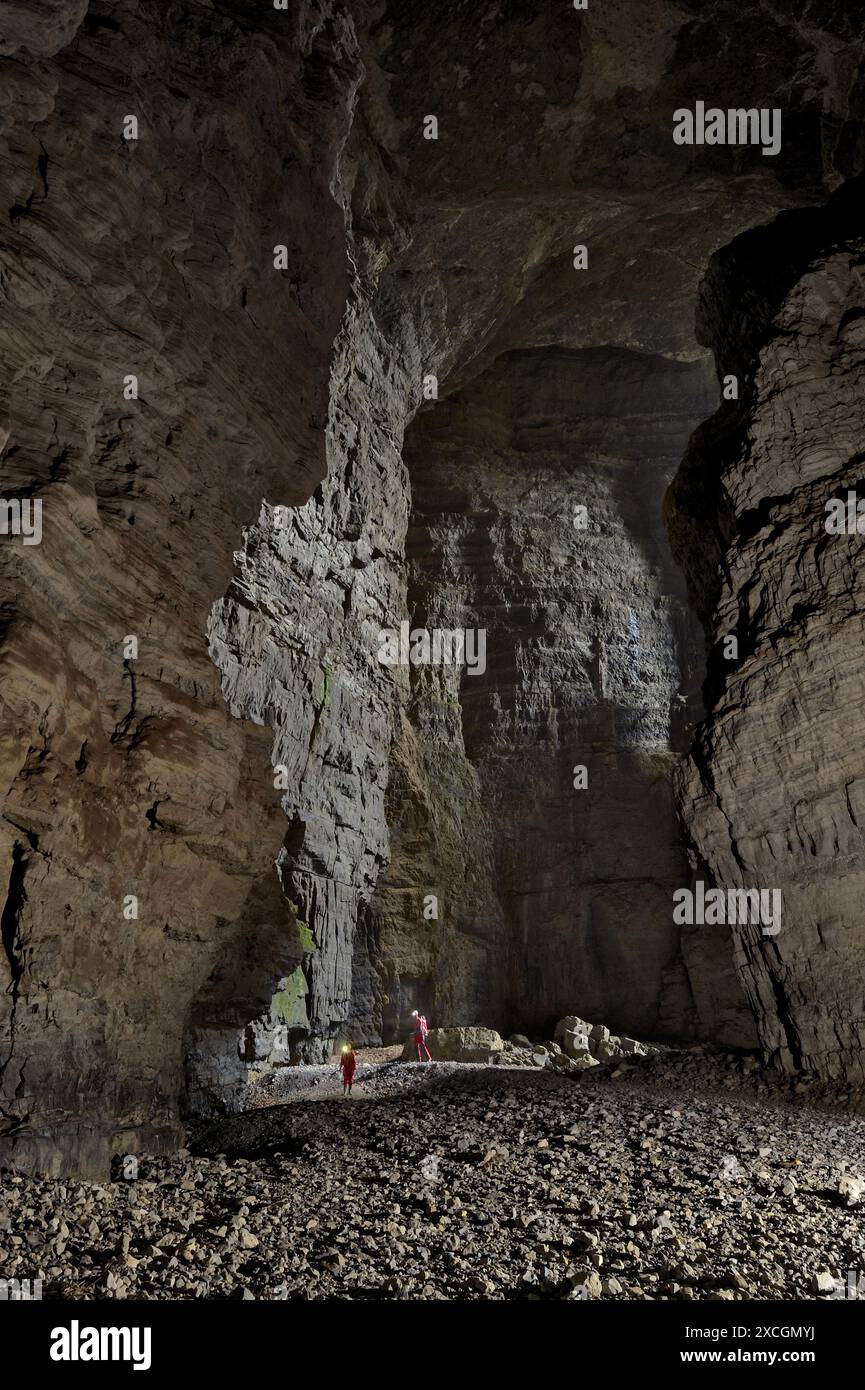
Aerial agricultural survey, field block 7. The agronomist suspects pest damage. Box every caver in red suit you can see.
[412,1011,431,1062]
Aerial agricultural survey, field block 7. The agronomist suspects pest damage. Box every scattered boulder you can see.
[561,1028,592,1061]
[401,1017,655,1073]
[594,1035,621,1064]
[837,1172,863,1207]
[551,1016,658,1069]
[554,1016,591,1041]
[401,1027,505,1063]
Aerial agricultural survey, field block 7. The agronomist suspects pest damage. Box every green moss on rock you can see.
[284,899,316,955]
[271,966,309,1029]
[297,921,315,954]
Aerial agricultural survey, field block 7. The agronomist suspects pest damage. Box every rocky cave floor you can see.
[4,1048,865,1301]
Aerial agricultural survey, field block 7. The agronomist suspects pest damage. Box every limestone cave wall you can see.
[666,176,865,1081]
[353,345,755,1048]
[0,0,863,1173]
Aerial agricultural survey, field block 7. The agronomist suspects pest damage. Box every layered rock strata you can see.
[666,177,865,1082]
[351,345,755,1048]
[0,0,863,1171]
[0,0,358,1172]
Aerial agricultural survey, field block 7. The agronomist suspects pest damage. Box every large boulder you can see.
[554,1015,600,1060]
[554,1016,591,1041]
[401,1026,505,1063]
[561,1028,592,1061]
[594,1035,623,1064]
[561,1034,595,1061]
[553,1015,656,1065]
[571,1054,600,1071]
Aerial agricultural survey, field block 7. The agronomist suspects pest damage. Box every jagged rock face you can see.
[352,345,755,1047]
[191,302,413,1085]
[666,178,865,1083]
[244,0,863,1080]
[0,0,358,1172]
[1,0,864,1172]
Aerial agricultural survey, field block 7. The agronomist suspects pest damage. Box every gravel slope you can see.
[3,1050,865,1301]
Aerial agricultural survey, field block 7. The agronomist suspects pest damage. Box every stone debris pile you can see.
[398,1019,661,1073]
[507,1017,662,1074]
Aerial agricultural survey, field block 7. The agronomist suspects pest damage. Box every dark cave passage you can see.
[3,0,864,1189]
[354,345,754,1049]
[5,0,865,1341]
[180,169,865,1122]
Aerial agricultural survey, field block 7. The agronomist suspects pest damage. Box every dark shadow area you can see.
[356,347,755,1050]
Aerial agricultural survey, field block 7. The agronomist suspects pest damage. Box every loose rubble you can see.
[3,1041,865,1301]
[519,1015,662,1072]
[398,1017,661,1071]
